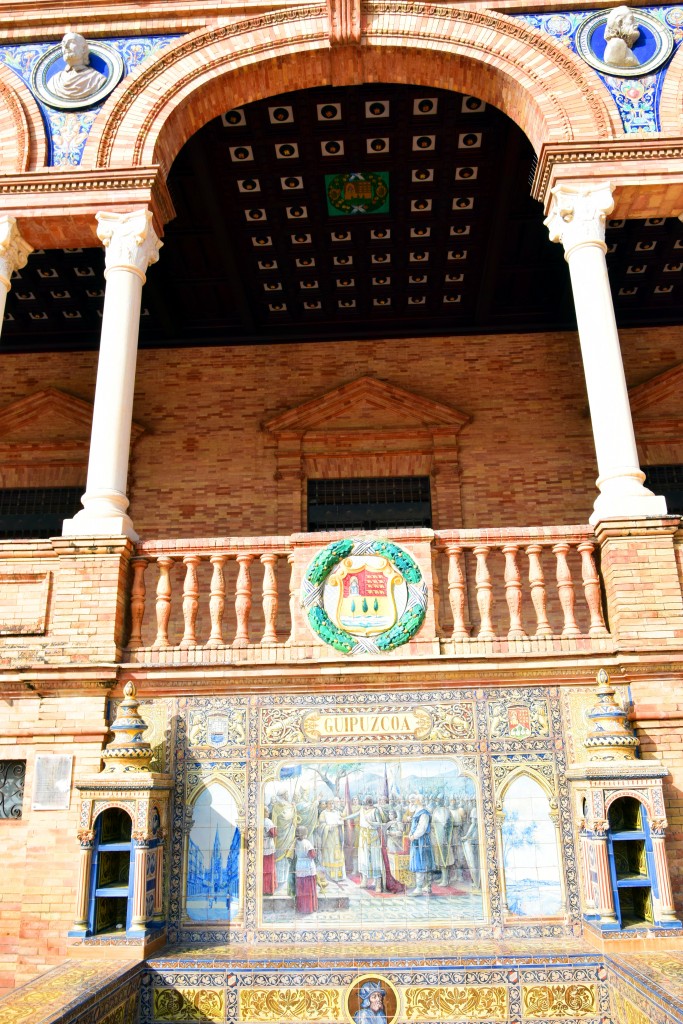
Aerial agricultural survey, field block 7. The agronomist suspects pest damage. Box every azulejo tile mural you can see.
[513,6,683,133]
[0,36,176,165]
[152,684,579,946]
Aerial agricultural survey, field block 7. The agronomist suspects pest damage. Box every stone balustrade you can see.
[127,526,613,662]
[433,526,611,655]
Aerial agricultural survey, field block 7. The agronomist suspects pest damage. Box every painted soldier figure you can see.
[408,794,434,895]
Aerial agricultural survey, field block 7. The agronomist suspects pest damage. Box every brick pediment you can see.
[265,376,470,436]
[629,364,683,446]
[0,388,144,444]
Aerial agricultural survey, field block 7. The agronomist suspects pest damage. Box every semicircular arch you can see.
[0,63,47,172]
[658,42,683,135]
[85,8,620,180]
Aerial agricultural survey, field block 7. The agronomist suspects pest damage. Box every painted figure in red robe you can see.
[263,815,277,895]
[292,825,318,914]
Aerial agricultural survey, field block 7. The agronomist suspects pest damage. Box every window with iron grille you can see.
[643,466,683,515]
[0,487,83,539]
[0,760,26,819]
[307,476,432,531]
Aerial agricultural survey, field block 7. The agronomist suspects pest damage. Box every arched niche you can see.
[90,806,134,935]
[184,777,243,924]
[605,794,656,928]
[499,772,563,918]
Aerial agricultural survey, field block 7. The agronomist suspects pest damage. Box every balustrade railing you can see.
[129,538,293,652]
[433,527,608,644]
[127,526,610,659]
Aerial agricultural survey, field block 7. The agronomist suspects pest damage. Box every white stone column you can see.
[545,183,666,525]
[63,210,161,540]
[0,216,33,336]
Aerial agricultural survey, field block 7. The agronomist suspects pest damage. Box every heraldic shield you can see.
[327,556,402,635]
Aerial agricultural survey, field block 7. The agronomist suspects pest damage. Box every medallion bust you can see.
[50,32,107,101]
[603,6,640,69]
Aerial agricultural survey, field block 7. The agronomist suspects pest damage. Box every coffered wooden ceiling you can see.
[3,83,683,352]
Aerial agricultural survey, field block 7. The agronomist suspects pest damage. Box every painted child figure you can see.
[292,825,318,914]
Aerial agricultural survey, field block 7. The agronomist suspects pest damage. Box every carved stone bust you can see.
[603,6,640,68]
[50,32,107,101]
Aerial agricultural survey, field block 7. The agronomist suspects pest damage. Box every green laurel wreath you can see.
[304,539,425,653]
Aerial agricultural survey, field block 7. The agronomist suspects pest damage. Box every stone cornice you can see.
[0,166,175,248]
[533,139,683,213]
[0,1,297,40]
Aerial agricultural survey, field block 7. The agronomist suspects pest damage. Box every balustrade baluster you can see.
[152,555,174,648]
[577,541,608,635]
[503,544,527,640]
[287,553,298,645]
[206,554,227,647]
[128,556,147,647]
[553,542,580,637]
[474,545,495,639]
[431,550,442,637]
[526,543,552,637]
[180,554,201,648]
[233,554,253,648]
[261,553,278,645]
[446,544,468,640]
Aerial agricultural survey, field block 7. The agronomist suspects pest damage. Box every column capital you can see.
[96,209,162,282]
[544,183,615,259]
[0,215,33,290]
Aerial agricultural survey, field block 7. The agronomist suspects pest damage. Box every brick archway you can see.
[86,5,620,181]
[0,63,47,173]
[659,42,683,135]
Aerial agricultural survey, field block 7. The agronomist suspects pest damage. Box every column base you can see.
[63,511,138,542]
[589,491,668,526]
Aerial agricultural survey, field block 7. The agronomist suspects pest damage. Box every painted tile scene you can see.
[261,758,484,925]
[186,782,242,922]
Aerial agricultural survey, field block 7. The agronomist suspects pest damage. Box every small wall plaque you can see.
[32,754,73,811]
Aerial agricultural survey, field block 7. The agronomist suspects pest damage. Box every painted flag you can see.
[279,765,302,779]
[344,778,353,820]
[383,763,390,800]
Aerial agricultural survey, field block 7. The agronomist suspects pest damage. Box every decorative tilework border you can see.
[512,6,683,133]
[138,959,611,1024]
[0,36,177,166]
[605,955,683,1024]
[0,961,142,1024]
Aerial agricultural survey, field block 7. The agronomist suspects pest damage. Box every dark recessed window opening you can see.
[0,760,26,819]
[0,487,84,539]
[643,465,683,515]
[307,476,432,531]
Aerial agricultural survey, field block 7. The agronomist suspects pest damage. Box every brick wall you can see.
[0,694,108,997]
[0,325,680,540]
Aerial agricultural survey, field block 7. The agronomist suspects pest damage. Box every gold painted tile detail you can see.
[521,983,597,1018]
[610,988,651,1024]
[239,987,343,1022]
[404,985,508,1020]
[153,987,225,1022]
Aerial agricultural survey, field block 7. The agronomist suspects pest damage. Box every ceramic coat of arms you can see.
[302,538,428,654]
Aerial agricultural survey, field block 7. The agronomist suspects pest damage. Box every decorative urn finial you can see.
[101,681,154,773]
[584,668,639,761]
